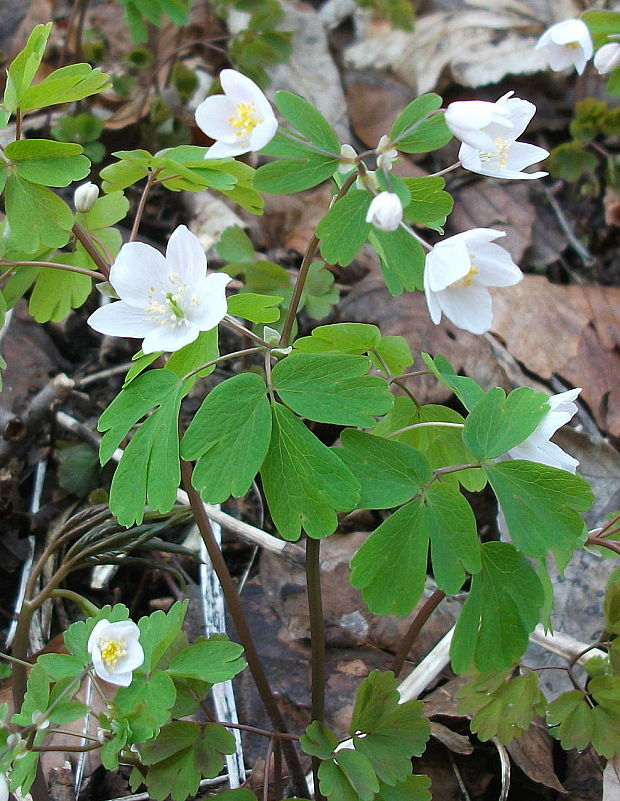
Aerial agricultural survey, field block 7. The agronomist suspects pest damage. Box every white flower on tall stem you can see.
[423,228,523,335]
[594,42,620,74]
[447,92,548,180]
[87,619,144,687]
[87,225,231,354]
[195,69,278,160]
[365,191,403,232]
[535,18,594,76]
[508,388,581,473]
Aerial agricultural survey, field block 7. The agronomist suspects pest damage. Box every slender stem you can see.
[427,161,461,178]
[389,370,432,383]
[30,742,102,754]
[130,172,156,242]
[390,590,446,677]
[306,537,327,801]
[223,316,273,348]
[74,0,91,62]
[389,109,444,149]
[215,720,299,741]
[430,463,480,481]
[386,421,464,439]
[72,223,110,278]
[372,348,419,407]
[398,220,432,252]
[273,740,283,801]
[15,110,23,140]
[1,260,104,281]
[183,346,264,380]
[49,589,100,617]
[278,128,341,160]
[598,511,620,538]
[587,537,620,556]
[0,651,34,669]
[279,171,358,347]
[179,458,308,797]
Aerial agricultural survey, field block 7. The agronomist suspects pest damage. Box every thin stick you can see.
[390,590,446,678]
[130,172,155,242]
[72,223,110,278]
[306,538,327,801]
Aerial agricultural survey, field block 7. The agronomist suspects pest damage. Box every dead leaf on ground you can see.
[491,275,620,437]
[262,183,334,255]
[345,73,412,149]
[506,719,566,793]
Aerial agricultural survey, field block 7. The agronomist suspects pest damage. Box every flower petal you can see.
[109,242,169,304]
[165,225,207,286]
[204,139,251,160]
[424,268,442,324]
[472,243,523,286]
[195,95,243,143]
[505,141,549,172]
[249,115,279,151]
[185,272,231,328]
[436,283,493,334]
[220,69,274,119]
[142,321,200,354]
[87,301,154,338]
[425,237,471,291]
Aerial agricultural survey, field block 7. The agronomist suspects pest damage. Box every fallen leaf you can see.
[346,73,412,149]
[506,719,565,793]
[430,721,474,755]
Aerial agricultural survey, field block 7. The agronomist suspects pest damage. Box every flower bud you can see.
[338,143,358,174]
[376,135,398,171]
[74,182,99,213]
[31,711,49,730]
[594,42,620,74]
[365,192,403,232]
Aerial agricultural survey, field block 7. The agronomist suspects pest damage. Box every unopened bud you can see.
[365,191,403,232]
[74,182,99,213]
[376,135,398,171]
[31,711,49,730]
[338,143,358,174]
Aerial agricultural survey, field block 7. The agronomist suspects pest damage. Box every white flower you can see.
[376,134,398,171]
[508,388,581,473]
[195,69,278,160]
[535,19,594,76]
[74,182,99,213]
[365,192,403,232]
[423,228,522,334]
[87,225,231,354]
[87,619,144,687]
[338,143,358,174]
[0,773,8,801]
[448,92,548,180]
[594,42,620,74]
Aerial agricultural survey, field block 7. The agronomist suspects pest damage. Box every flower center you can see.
[99,638,127,669]
[452,262,478,288]
[228,102,260,140]
[479,137,510,169]
[565,41,580,49]
[145,275,199,328]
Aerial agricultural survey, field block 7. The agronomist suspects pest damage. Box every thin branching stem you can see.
[1,260,104,281]
[390,590,446,677]
[306,537,327,801]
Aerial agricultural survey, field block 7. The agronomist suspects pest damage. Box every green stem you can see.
[183,346,265,380]
[306,537,326,801]
[49,589,100,617]
[389,590,446,677]
[386,421,464,439]
[1,260,104,281]
[179,458,309,798]
[72,222,111,278]
[130,171,155,242]
[279,171,358,347]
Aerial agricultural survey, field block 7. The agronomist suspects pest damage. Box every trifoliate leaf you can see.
[463,386,550,460]
[302,261,340,319]
[272,352,393,426]
[403,176,453,226]
[350,670,430,785]
[484,461,593,556]
[293,323,381,354]
[369,226,426,294]
[3,23,52,112]
[181,373,271,504]
[97,370,190,526]
[261,402,360,540]
[317,189,371,266]
[227,291,282,323]
[4,175,73,252]
[168,637,246,683]
[457,670,546,744]
[300,721,339,759]
[21,63,111,111]
[114,670,177,742]
[374,397,485,492]
[5,139,90,187]
[319,750,379,801]
[274,91,340,152]
[138,600,188,673]
[336,430,431,509]
[351,483,480,616]
[29,256,91,323]
[450,542,544,674]
[389,94,451,154]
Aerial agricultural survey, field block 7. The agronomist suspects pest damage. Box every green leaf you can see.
[5,140,90,187]
[294,322,380,354]
[100,153,150,193]
[300,721,339,759]
[168,637,246,682]
[547,142,597,182]
[316,189,371,265]
[138,600,188,673]
[336,430,431,509]
[350,670,430,785]
[217,225,255,263]
[36,653,85,681]
[484,461,593,556]
[403,176,453,226]
[356,0,414,30]
[351,483,480,615]
[21,63,111,111]
[421,353,485,411]
[450,542,544,674]
[371,336,413,375]
[463,386,550,460]
[114,670,177,741]
[29,259,91,323]
[457,670,546,744]
[254,151,339,194]
[374,397,485,492]
[57,443,100,497]
[583,10,620,48]
[261,402,360,540]
[181,373,271,504]
[78,191,130,230]
[319,750,380,801]
[4,175,73,252]
[375,775,431,801]
[605,573,620,635]
[302,261,340,319]
[97,370,190,526]
[275,91,340,152]
[369,226,426,294]
[272,352,393,426]
[390,94,451,154]
[3,23,52,112]
[12,664,51,726]
[227,292,282,323]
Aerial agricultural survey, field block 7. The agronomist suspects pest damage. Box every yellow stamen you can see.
[100,638,127,669]
[453,263,479,288]
[228,102,260,140]
[480,137,510,169]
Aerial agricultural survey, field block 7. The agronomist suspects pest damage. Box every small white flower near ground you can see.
[535,19,594,76]
[365,192,403,232]
[87,619,144,687]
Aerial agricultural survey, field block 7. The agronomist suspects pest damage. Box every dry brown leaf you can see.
[262,184,334,255]
[346,74,412,149]
[491,275,620,436]
[430,721,474,756]
[506,719,565,793]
